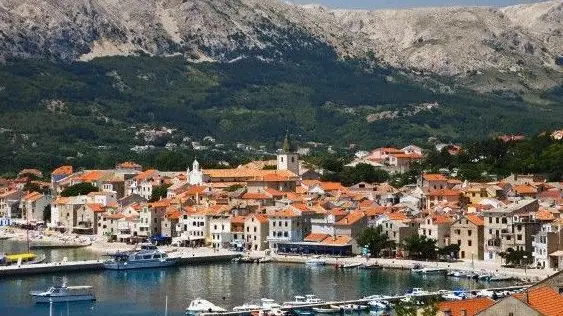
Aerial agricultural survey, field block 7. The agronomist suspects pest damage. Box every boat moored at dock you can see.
[305,257,326,266]
[186,299,227,314]
[103,243,178,270]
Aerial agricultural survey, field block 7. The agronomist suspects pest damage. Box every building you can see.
[129,169,161,200]
[476,285,563,316]
[277,132,300,176]
[450,214,485,260]
[20,192,50,222]
[418,215,452,247]
[380,213,419,257]
[209,212,232,249]
[267,208,314,250]
[483,199,540,262]
[438,297,494,316]
[533,222,563,269]
[0,189,23,218]
[244,214,269,251]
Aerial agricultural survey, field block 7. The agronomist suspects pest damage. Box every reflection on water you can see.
[0,240,513,316]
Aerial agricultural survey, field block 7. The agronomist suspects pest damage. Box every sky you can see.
[288,0,545,10]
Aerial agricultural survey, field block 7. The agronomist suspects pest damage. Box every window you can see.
[496,218,499,224]
[457,240,461,245]
[280,157,284,162]
[285,222,288,227]
[517,234,522,241]
[502,217,507,224]
[489,217,492,224]
[468,240,472,247]
[291,157,295,163]
[254,227,257,232]
[283,232,288,237]
[468,230,472,236]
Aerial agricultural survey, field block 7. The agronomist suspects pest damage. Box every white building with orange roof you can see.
[129,169,161,200]
[177,206,212,246]
[19,191,50,222]
[244,214,269,251]
[418,214,453,247]
[532,218,563,269]
[420,173,449,190]
[267,207,314,250]
[209,208,232,249]
[0,189,23,218]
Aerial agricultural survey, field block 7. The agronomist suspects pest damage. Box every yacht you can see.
[104,243,178,270]
[405,288,430,296]
[30,283,95,303]
[282,294,324,307]
[260,298,281,310]
[186,299,227,314]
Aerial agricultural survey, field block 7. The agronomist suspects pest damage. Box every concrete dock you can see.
[0,252,239,277]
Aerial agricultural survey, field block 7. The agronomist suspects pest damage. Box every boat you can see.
[411,266,448,275]
[260,298,281,310]
[488,274,514,282]
[0,252,46,266]
[186,299,227,314]
[305,257,326,266]
[368,300,390,310]
[237,256,256,263]
[312,306,341,314]
[29,282,95,303]
[103,243,178,270]
[258,257,273,263]
[29,241,91,249]
[233,303,262,312]
[360,263,382,270]
[339,262,362,269]
[441,293,464,301]
[283,294,324,307]
[293,309,315,316]
[251,308,286,316]
[330,304,369,312]
[405,288,430,296]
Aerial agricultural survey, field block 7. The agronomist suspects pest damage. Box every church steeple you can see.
[282,130,293,153]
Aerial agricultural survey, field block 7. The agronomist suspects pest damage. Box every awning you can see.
[550,250,563,257]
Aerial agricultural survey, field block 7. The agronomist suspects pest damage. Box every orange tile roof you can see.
[134,169,158,181]
[536,209,555,221]
[149,199,171,208]
[514,184,538,195]
[166,208,181,220]
[86,203,104,213]
[248,213,269,224]
[328,208,348,216]
[269,208,300,218]
[432,214,453,225]
[336,211,365,226]
[513,286,563,316]
[23,191,43,202]
[231,215,246,224]
[362,206,390,216]
[204,169,296,179]
[423,173,448,181]
[104,213,125,220]
[321,235,352,246]
[304,233,330,242]
[117,161,141,169]
[52,165,73,176]
[438,297,494,316]
[386,212,408,221]
[253,173,298,182]
[79,171,104,182]
[185,185,207,195]
[390,153,424,159]
[320,182,345,191]
[54,197,70,204]
[242,192,272,200]
[466,214,485,226]
[264,188,286,197]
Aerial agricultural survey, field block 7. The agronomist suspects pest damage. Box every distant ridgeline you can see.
[0,54,561,175]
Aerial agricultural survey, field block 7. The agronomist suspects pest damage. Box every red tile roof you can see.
[248,213,269,224]
[438,297,494,316]
[242,192,272,200]
[134,169,158,181]
[52,165,73,176]
[269,208,300,218]
[423,174,448,181]
[86,203,104,213]
[432,214,453,225]
[362,206,390,216]
[514,184,538,195]
[304,233,330,242]
[466,214,485,226]
[321,235,352,246]
[335,211,365,226]
[513,286,563,316]
[231,216,246,224]
[428,189,461,197]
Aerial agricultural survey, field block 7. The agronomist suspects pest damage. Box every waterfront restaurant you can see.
[276,234,354,256]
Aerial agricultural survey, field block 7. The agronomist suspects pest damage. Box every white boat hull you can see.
[31,294,95,303]
[104,258,177,270]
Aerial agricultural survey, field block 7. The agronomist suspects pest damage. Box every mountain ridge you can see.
[0,0,561,92]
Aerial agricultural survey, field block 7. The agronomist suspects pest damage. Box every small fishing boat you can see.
[29,282,95,303]
[185,299,227,314]
[305,257,326,266]
[360,262,382,269]
[411,266,448,275]
[339,262,362,269]
[312,306,341,314]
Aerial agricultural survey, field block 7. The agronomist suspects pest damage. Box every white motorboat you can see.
[330,304,369,312]
[259,257,273,263]
[260,298,282,310]
[233,302,262,312]
[368,300,390,310]
[441,293,464,301]
[405,288,430,296]
[412,267,448,275]
[305,257,326,266]
[340,262,362,269]
[104,243,178,270]
[283,294,324,307]
[186,299,227,314]
[29,283,95,303]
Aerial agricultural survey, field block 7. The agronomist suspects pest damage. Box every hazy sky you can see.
[288,0,545,10]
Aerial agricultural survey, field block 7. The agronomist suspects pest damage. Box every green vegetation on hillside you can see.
[0,55,561,175]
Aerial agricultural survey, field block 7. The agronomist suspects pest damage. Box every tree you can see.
[500,249,533,266]
[225,184,244,192]
[356,226,395,258]
[60,183,99,197]
[149,184,172,202]
[420,301,439,316]
[403,235,438,260]
[338,163,390,186]
[393,301,417,316]
[438,244,460,260]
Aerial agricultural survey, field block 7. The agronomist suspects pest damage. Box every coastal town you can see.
[1,133,562,315]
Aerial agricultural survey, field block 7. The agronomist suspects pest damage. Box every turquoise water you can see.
[0,240,512,316]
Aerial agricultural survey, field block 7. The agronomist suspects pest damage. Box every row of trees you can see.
[356,226,460,260]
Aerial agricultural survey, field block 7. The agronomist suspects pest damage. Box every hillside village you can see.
[0,134,562,271]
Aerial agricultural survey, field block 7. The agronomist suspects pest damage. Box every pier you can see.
[0,252,240,277]
[201,284,532,316]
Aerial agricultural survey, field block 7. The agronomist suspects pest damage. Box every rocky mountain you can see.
[0,0,561,92]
